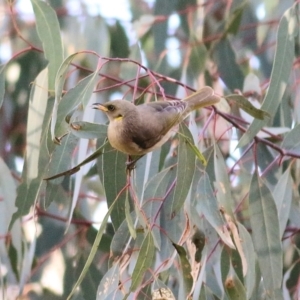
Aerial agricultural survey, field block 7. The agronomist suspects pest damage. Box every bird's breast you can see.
[107,119,144,155]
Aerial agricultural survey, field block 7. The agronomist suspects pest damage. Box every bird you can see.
[92,86,220,156]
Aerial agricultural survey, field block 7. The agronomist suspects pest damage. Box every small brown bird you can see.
[93,86,219,155]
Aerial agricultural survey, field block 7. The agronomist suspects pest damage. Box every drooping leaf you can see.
[31,0,64,90]
[173,243,193,297]
[249,171,283,298]
[238,5,298,148]
[0,64,7,108]
[96,263,120,300]
[129,232,155,292]
[26,68,48,180]
[195,173,235,249]
[226,94,271,120]
[214,143,234,218]
[99,143,128,230]
[272,166,293,237]
[67,195,120,300]
[165,124,196,217]
[281,123,300,155]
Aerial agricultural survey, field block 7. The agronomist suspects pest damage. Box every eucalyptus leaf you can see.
[249,172,283,298]
[226,94,271,120]
[238,5,298,148]
[31,0,64,90]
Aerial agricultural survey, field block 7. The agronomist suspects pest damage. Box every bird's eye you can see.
[107,105,115,111]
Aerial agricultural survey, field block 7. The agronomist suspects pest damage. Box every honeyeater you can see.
[92,86,219,155]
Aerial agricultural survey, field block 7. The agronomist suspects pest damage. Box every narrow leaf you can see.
[173,243,193,297]
[31,0,63,90]
[249,172,283,297]
[67,195,120,300]
[226,94,270,120]
[129,232,155,292]
[196,173,235,249]
[238,5,298,148]
[166,124,196,217]
[26,68,48,180]
[272,167,293,237]
[214,143,234,218]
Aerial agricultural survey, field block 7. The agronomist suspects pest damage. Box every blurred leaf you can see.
[97,263,120,300]
[226,2,247,35]
[226,94,271,120]
[110,21,130,58]
[238,5,298,148]
[0,64,7,107]
[31,0,64,89]
[237,223,256,299]
[224,273,247,299]
[214,143,234,218]
[212,37,244,90]
[281,123,300,154]
[125,190,136,239]
[249,172,283,298]
[187,42,207,77]
[0,158,17,233]
[272,167,293,237]
[173,243,193,297]
[67,193,120,300]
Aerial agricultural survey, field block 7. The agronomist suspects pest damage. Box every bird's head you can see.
[92,100,135,122]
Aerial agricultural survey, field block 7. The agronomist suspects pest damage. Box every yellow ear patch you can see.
[115,116,123,121]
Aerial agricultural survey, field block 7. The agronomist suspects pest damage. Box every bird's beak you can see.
[92,103,108,112]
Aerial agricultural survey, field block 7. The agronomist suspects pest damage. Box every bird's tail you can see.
[183,86,220,112]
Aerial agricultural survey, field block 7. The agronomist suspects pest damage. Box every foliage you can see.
[0,0,300,299]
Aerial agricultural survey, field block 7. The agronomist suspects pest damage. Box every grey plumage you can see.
[93,86,220,155]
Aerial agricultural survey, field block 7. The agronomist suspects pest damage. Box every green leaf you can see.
[96,263,120,299]
[129,232,155,292]
[272,167,293,237]
[226,2,247,35]
[165,124,196,217]
[0,158,17,233]
[31,0,64,90]
[249,172,283,297]
[214,143,234,218]
[99,144,128,230]
[224,273,247,300]
[67,194,120,300]
[50,52,82,140]
[26,68,48,181]
[172,243,193,297]
[195,173,235,249]
[281,123,300,154]
[226,94,271,120]
[0,64,7,108]
[70,122,107,140]
[44,133,79,183]
[213,37,244,90]
[238,5,298,148]
[237,222,256,299]
[44,141,107,181]
[125,190,136,239]
[54,70,101,138]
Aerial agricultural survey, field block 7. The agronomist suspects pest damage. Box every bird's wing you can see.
[126,101,186,150]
